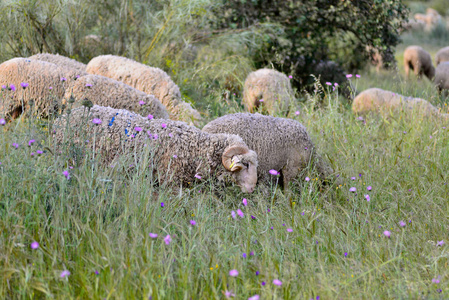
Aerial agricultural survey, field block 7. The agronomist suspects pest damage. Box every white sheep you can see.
[52,105,258,193]
[243,68,294,114]
[63,74,169,119]
[85,55,201,124]
[203,113,333,188]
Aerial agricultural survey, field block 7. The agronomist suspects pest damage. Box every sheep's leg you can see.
[404,62,410,78]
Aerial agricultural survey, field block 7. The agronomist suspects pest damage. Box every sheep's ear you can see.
[222,145,248,171]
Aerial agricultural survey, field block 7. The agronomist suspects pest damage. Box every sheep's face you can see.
[222,145,258,193]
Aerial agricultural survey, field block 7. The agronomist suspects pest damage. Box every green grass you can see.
[2,17,449,300]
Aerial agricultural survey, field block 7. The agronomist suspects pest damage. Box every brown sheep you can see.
[404,46,435,80]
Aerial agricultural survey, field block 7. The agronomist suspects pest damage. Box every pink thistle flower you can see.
[273,279,282,286]
[259,99,264,102]
[0,118,5,125]
[287,228,293,232]
[30,152,35,157]
[21,82,28,89]
[60,77,67,82]
[231,211,236,219]
[161,123,167,128]
[367,186,372,191]
[437,240,445,246]
[147,114,154,120]
[242,198,247,206]
[399,221,406,227]
[28,139,35,146]
[63,170,70,180]
[10,84,16,91]
[60,270,70,278]
[305,177,310,181]
[432,276,441,284]
[85,83,92,88]
[349,187,356,192]
[1,85,6,89]
[164,234,171,245]
[225,290,235,298]
[269,169,279,175]
[325,82,332,86]
[30,241,39,249]
[356,74,361,78]
[295,111,300,115]
[36,150,43,155]
[383,230,391,238]
[49,86,53,90]
[346,74,353,78]
[92,118,102,125]
[194,174,202,179]
[12,143,19,148]
[229,269,239,277]
[248,295,260,300]
[351,177,356,180]
[135,126,142,132]
[173,155,177,158]
[237,209,244,218]
[139,100,145,106]
[149,233,158,238]
[365,194,370,202]
[334,82,339,86]
[190,220,196,226]
[288,75,293,79]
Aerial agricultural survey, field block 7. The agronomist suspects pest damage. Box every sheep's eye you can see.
[243,162,249,168]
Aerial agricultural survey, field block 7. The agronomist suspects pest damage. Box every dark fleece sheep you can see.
[404,46,435,80]
[435,62,449,95]
[63,74,169,119]
[53,105,258,193]
[435,47,449,66]
[202,113,333,188]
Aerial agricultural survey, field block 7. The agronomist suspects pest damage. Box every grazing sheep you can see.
[62,74,169,119]
[352,88,445,117]
[404,46,435,80]
[202,113,333,188]
[29,53,87,74]
[243,68,294,114]
[435,47,449,66]
[53,105,258,193]
[0,58,70,119]
[435,62,449,95]
[414,10,441,31]
[85,55,200,124]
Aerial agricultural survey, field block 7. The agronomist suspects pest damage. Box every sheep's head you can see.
[222,145,258,193]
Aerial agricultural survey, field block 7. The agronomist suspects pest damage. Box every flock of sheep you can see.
[1,37,449,193]
[0,54,331,193]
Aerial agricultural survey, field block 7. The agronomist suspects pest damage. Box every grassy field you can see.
[1,19,449,300]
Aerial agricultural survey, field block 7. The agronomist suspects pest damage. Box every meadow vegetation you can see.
[1,0,449,299]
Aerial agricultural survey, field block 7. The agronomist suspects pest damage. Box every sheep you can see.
[352,88,446,117]
[0,58,73,119]
[414,10,441,31]
[202,113,333,188]
[29,53,87,74]
[404,46,435,80]
[242,68,294,114]
[52,105,258,193]
[435,62,449,95]
[435,47,449,66]
[85,55,200,124]
[62,74,169,119]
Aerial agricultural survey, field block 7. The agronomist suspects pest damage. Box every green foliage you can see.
[212,0,409,91]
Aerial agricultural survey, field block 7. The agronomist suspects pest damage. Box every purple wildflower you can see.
[60,77,67,82]
[63,170,70,180]
[190,220,196,226]
[164,235,171,245]
[149,233,158,238]
[135,127,142,132]
[349,187,356,192]
[229,269,238,277]
[139,100,145,106]
[242,198,247,206]
[231,211,236,219]
[269,169,279,176]
[30,241,39,249]
[28,139,35,146]
[147,114,154,120]
[92,118,102,125]
[383,231,391,238]
[237,209,244,218]
[0,118,5,125]
[399,221,406,227]
[161,123,167,128]
[21,82,28,89]
[10,84,16,91]
[60,270,70,278]
[273,279,282,286]
[437,240,444,246]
